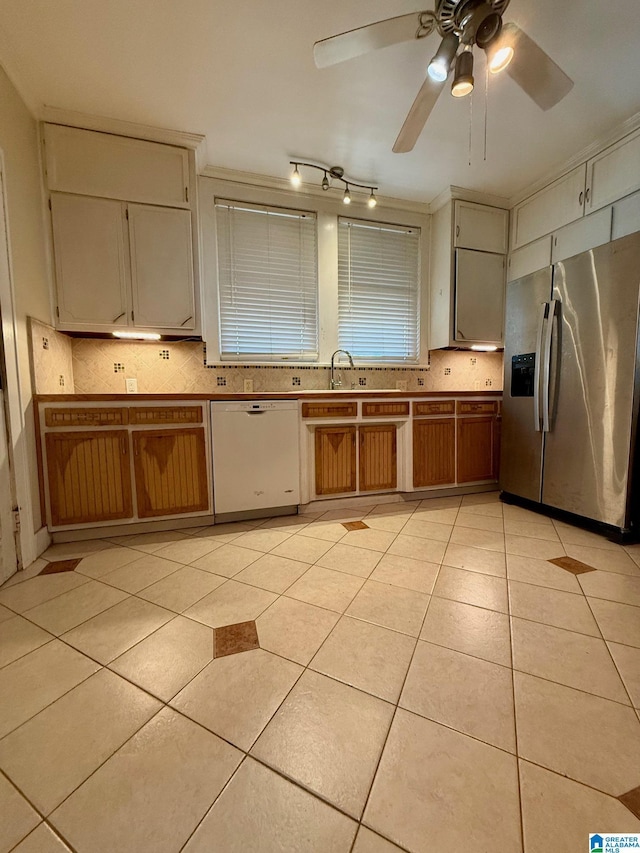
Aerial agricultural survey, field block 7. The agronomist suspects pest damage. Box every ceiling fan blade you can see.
[313,11,435,69]
[393,74,445,153]
[503,22,573,111]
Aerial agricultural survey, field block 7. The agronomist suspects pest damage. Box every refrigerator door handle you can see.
[541,299,558,432]
[533,302,548,432]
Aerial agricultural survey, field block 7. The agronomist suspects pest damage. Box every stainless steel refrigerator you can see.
[500,231,640,534]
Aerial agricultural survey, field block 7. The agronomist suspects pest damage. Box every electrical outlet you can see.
[244,379,254,393]
[396,380,408,391]
[125,378,138,394]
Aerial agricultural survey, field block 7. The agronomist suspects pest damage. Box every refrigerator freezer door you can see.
[542,234,640,528]
[500,268,553,501]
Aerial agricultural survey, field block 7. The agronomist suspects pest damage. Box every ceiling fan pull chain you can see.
[468,85,473,167]
[484,62,489,162]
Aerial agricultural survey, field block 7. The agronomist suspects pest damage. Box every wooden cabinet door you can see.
[51,193,129,329]
[359,425,397,492]
[413,418,455,487]
[454,201,508,253]
[133,428,209,518]
[457,417,495,483]
[45,430,133,526]
[315,426,356,496]
[128,204,195,330]
[454,249,505,344]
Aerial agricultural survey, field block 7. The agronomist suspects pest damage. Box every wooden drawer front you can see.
[359,425,397,492]
[45,430,133,526]
[456,401,498,415]
[129,406,203,425]
[315,426,357,495]
[133,427,209,517]
[413,418,456,487]
[413,400,455,416]
[302,402,357,419]
[362,402,409,418]
[45,407,128,428]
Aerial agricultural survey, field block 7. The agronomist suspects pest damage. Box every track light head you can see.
[343,186,351,204]
[290,164,301,187]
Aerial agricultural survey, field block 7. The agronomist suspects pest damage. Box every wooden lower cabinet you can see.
[133,427,209,517]
[315,426,357,495]
[359,424,397,492]
[45,430,133,526]
[457,416,495,483]
[413,418,456,487]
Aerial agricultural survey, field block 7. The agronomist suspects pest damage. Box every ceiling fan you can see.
[313,0,574,153]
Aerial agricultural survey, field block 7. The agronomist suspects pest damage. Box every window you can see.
[215,200,318,360]
[338,218,420,362]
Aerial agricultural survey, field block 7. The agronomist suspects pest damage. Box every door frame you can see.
[0,151,40,571]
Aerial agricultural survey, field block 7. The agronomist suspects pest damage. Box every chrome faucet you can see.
[330,349,354,390]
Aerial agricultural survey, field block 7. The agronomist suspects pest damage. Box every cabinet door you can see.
[454,201,508,254]
[51,193,128,328]
[586,129,640,213]
[44,124,190,208]
[508,236,552,282]
[315,426,356,496]
[133,428,209,518]
[455,249,505,344]
[551,207,612,263]
[413,418,455,487]
[359,425,397,492]
[512,165,586,249]
[128,205,195,330]
[45,430,133,526]
[457,417,495,483]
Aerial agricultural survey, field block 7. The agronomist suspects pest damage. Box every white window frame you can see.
[199,175,430,365]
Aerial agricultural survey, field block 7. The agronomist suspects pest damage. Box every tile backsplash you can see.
[29,320,503,395]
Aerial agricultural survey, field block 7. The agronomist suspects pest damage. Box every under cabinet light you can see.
[471,345,499,351]
[113,331,161,341]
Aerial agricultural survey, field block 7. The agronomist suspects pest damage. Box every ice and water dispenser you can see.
[511,353,536,397]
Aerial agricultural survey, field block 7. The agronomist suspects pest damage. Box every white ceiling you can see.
[1,0,639,204]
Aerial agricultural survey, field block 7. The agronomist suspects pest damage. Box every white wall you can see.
[0,62,53,560]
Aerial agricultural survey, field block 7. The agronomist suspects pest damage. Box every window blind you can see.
[338,218,420,362]
[215,200,318,360]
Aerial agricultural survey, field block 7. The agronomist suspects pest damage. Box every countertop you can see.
[35,390,502,403]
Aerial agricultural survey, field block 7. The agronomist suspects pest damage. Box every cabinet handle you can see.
[180,315,193,327]
[457,329,467,339]
[585,187,591,204]
[455,225,460,238]
[579,190,584,206]
[112,312,125,324]
[120,435,127,456]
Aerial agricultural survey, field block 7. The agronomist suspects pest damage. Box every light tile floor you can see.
[1,491,640,851]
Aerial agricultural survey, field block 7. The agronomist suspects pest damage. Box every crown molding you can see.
[200,164,431,215]
[41,106,207,168]
[429,184,510,213]
[509,109,640,208]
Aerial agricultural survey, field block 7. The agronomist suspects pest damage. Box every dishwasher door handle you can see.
[246,410,266,415]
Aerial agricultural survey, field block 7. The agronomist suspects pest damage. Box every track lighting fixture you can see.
[289,162,378,207]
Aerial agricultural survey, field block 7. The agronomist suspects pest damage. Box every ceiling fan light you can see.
[451,49,474,98]
[488,44,514,73]
[290,165,301,187]
[427,33,459,82]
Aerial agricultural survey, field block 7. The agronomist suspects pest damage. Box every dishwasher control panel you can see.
[211,400,298,413]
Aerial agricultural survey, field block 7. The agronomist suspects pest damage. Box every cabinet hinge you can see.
[12,508,20,534]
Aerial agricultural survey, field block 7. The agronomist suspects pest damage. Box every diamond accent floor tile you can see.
[342,521,369,531]
[619,785,640,819]
[39,558,81,575]
[214,620,260,657]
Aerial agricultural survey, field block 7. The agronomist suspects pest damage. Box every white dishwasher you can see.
[211,400,300,515]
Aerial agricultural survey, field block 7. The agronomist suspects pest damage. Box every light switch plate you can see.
[243,379,254,393]
[125,378,138,394]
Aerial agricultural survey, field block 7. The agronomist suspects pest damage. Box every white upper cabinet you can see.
[612,190,640,240]
[129,205,195,330]
[454,201,508,254]
[551,207,612,264]
[51,194,128,328]
[44,124,190,208]
[586,130,640,214]
[511,165,587,250]
[455,249,505,344]
[507,236,552,282]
